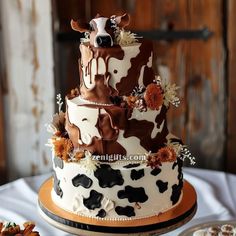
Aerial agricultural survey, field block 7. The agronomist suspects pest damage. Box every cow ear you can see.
[95,13,101,18]
[115,13,130,28]
[71,19,90,33]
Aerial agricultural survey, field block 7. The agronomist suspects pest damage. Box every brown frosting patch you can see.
[124,106,169,152]
[65,111,81,149]
[96,112,119,140]
[80,73,113,104]
[80,44,93,68]
[116,40,155,95]
[65,104,127,156]
[143,66,155,87]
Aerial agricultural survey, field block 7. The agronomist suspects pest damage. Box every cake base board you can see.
[38,178,197,235]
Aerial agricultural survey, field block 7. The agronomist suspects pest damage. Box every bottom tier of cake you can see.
[51,155,183,221]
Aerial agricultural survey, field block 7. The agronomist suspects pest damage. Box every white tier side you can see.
[51,156,183,221]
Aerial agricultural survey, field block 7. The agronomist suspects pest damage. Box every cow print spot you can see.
[83,190,103,210]
[53,171,63,198]
[131,169,144,180]
[96,209,106,218]
[156,180,168,193]
[94,164,124,188]
[172,161,178,170]
[171,180,183,205]
[123,163,140,169]
[150,168,161,176]
[72,174,93,188]
[118,186,148,203]
[54,156,64,169]
[115,206,135,217]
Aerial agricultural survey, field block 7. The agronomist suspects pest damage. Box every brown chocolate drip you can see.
[96,113,119,140]
[79,43,125,102]
[80,73,113,104]
[65,110,81,149]
[104,106,132,130]
[124,106,169,152]
[116,40,155,96]
[143,66,155,87]
[90,44,125,62]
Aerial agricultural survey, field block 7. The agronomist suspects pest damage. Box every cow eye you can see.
[106,20,112,28]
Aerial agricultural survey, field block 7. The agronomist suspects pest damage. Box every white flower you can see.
[80,151,100,173]
[115,29,139,46]
[162,82,180,107]
[56,94,63,112]
[166,138,196,165]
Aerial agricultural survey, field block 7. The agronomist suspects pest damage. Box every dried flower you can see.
[157,147,177,162]
[132,85,145,96]
[80,151,100,173]
[74,151,85,161]
[180,146,196,165]
[115,29,139,46]
[144,83,163,110]
[53,137,74,161]
[56,94,63,112]
[45,111,65,136]
[124,95,138,108]
[163,83,180,107]
[146,154,162,169]
[135,98,147,112]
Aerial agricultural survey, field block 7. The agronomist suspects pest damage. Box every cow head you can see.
[71,13,130,47]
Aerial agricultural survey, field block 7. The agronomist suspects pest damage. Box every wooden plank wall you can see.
[55,0,226,170]
[153,0,225,170]
[0,0,54,180]
[227,0,236,173]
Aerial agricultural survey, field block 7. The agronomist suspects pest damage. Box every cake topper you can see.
[71,13,130,47]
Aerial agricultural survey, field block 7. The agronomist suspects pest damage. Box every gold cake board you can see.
[38,178,197,235]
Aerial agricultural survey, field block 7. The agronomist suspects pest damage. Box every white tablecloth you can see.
[0,168,236,236]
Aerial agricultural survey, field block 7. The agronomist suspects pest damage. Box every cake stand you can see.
[38,178,197,235]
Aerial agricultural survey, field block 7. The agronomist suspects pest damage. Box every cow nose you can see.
[96,36,112,47]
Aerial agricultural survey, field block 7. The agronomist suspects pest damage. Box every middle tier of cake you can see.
[65,96,169,156]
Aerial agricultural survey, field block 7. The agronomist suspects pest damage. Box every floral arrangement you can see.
[147,146,177,169]
[146,138,196,169]
[123,75,181,112]
[115,29,139,46]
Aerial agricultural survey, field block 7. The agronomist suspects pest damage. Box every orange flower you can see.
[157,147,177,162]
[74,151,85,161]
[125,95,138,108]
[53,138,73,161]
[144,83,163,110]
[147,154,162,169]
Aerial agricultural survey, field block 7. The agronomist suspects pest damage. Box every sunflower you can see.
[144,83,163,110]
[53,137,73,161]
[157,147,177,162]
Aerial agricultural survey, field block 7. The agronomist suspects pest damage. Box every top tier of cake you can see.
[61,13,183,159]
[79,39,155,104]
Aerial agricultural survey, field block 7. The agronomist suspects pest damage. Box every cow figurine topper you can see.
[71,13,130,47]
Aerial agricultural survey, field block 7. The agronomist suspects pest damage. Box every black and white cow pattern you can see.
[130,169,145,180]
[94,164,124,188]
[52,158,183,219]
